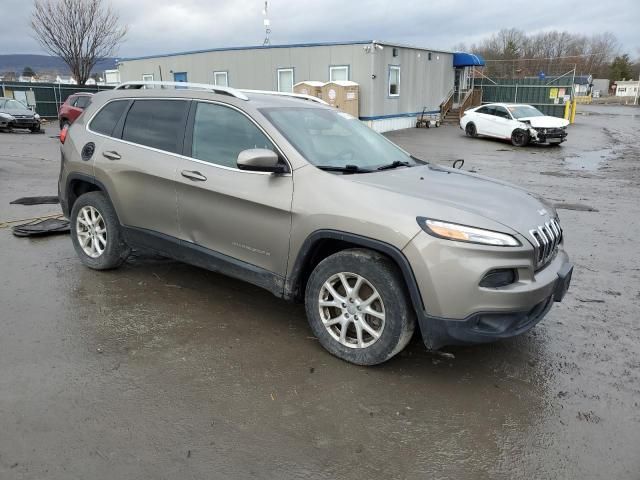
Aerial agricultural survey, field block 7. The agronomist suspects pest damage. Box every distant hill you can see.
[0,54,117,75]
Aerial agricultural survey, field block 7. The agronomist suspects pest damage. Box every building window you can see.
[329,65,349,82]
[277,68,294,93]
[213,71,228,87]
[618,88,626,93]
[142,74,154,82]
[388,66,400,97]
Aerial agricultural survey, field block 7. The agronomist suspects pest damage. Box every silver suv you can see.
[58,81,573,365]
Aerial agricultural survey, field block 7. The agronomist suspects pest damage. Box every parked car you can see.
[0,97,41,132]
[58,82,573,365]
[460,103,569,147]
[58,93,93,129]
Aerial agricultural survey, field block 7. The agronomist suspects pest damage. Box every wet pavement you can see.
[1,106,639,479]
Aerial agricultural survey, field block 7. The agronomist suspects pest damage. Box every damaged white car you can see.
[460,103,569,147]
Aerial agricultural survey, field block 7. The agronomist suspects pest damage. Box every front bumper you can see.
[403,231,572,350]
[9,117,40,129]
[530,128,568,144]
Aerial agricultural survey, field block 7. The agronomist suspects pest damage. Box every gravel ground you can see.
[0,105,638,479]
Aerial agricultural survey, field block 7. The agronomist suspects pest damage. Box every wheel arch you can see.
[284,230,425,315]
[64,173,110,217]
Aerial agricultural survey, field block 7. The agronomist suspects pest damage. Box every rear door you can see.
[92,98,190,239]
[175,101,293,275]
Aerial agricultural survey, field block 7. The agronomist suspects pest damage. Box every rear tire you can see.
[70,192,130,270]
[305,248,415,365]
[465,123,477,137]
[511,128,530,147]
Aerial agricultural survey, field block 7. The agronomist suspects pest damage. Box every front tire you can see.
[511,128,530,147]
[305,249,415,365]
[70,192,130,270]
[465,122,477,137]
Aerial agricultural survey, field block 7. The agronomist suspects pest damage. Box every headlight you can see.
[418,218,520,246]
[34,113,40,120]
[0,113,14,120]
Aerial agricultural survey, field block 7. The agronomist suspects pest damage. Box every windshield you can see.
[508,105,545,119]
[1,99,28,110]
[260,107,418,170]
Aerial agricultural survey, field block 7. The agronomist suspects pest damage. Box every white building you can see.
[614,79,639,97]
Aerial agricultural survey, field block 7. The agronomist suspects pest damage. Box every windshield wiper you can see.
[377,160,412,171]
[315,164,372,174]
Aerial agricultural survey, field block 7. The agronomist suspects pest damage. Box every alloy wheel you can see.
[318,272,386,348]
[76,205,107,258]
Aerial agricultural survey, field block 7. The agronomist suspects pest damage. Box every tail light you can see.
[60,125,68,144]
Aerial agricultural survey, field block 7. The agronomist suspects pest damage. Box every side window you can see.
[68,96,78,106]
[389,66,400,97]
[494,107,510,119]
[122,100,189,153]
[89,100,129,137]
[277,68,294,93]
[213,71,228,87]
[476,106,489,114]
[191,102,274,169]
[329,65,349,82]
[75,96,91,109]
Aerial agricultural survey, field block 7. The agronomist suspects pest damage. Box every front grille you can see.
[529,218,562,269]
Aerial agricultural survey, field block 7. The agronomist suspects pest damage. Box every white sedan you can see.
[460,103,569,147]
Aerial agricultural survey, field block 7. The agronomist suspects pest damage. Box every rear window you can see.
[122,99,189,154]
[75,96,92,109]
[89,100,129,137]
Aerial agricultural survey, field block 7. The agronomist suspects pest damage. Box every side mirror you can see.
[237,148,287,174]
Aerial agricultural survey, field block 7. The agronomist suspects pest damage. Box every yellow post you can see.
[570,99,577,123]
[564,100,571,120]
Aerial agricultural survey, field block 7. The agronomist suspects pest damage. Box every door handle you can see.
[181,170,207,182]
[102,150,121,160]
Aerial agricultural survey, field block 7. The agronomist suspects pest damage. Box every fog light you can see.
[479,269,517,288]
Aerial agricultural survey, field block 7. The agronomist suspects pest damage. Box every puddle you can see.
[564,148,614,171]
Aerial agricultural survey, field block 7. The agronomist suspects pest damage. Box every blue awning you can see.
[453,52,485,67]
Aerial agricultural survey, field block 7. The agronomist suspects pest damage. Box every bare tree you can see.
[469,29,620,78]
[31,0,127,85]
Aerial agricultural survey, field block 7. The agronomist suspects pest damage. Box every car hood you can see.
[351,164,556,237]
[518,116,569,128]
[0,107,34,117]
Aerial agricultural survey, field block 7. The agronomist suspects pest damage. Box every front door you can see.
[175,101,293,276]
[487,105,514,138]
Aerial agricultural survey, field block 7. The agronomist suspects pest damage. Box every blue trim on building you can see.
[453,52,485,67]
[120,40,374,62]
[359,110,439,121]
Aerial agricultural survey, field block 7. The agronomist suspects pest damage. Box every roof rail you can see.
[240,89,329,105]
[115,81,249,101]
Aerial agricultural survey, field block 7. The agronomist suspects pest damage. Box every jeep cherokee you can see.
[58,81,573,365]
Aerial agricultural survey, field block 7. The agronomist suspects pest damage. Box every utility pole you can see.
[262,1,271,46]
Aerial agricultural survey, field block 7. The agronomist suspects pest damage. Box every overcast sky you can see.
[2,0,638,58]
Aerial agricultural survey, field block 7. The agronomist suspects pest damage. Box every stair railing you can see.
[458,87,482,120]
[440,88,454,118]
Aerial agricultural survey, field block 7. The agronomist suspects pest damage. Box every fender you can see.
[284,229,425,315]
[62,172,111,217]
